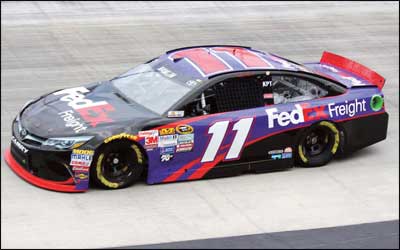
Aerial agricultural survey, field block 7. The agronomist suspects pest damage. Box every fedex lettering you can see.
[265,104,328,128]
[54,87,114,127]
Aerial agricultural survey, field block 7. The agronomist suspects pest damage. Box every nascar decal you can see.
[176,124,194,134]
[54,87,115,128]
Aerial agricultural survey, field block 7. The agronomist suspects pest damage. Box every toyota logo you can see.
[20,129,27,138]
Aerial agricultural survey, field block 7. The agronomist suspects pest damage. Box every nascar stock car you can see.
[5,45,388,192]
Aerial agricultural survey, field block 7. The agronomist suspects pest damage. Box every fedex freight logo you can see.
[54,87,115,128]
[328,99,366,117]
[266,99,367,128]
[265,104,328,128]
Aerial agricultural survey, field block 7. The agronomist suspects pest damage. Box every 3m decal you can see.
[201,117,254,163]
[54,87,115,127]
[145,136,158,149]
[328,99,366,118]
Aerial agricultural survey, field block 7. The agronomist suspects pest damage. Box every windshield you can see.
[111,64,191,115]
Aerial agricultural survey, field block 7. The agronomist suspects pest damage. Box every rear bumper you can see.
[4,147,86,193]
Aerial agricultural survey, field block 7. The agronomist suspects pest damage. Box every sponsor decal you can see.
[53,87,115,127]
[284,147,292,153]
[167,110,185,118]
[11,136,28,154]
[75,172,89,180]
[145,136,158,149]
[178,133,194,143]
[58,110,87,133]
[160,146,175,154]
[138,130,158,138]
[176,124,194,134]
[70,149,94,167]
[271,154,282,160]
[72,166,90,172]
[160,153,173,162]
[158,66,176,78]
[104,133,138,143]
[268,149,283,155]
[265,103,328,128]
[328,99,366,118]
[159,127,175,136]
[158,134,178,147]
[176,143,193,153]
[282,152,292,159]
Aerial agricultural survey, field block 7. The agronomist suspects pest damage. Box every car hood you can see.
[20,81,160,138]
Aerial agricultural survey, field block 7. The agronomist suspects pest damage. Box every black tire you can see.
[91,139,145,189]
[296,121,340,168]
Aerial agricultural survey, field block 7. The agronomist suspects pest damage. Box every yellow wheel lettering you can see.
[319,121,340,154]
[96,153,119,188]
[131,144,143,164]
[298,145,308,163]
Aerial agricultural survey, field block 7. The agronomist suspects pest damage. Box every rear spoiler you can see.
[320,51,385,89]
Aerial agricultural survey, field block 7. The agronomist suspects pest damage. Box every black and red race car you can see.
[5,45,388,192]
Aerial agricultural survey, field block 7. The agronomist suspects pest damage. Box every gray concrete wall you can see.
[1,1,398,248]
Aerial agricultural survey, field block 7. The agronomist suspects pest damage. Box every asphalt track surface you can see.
[1,1,399,249]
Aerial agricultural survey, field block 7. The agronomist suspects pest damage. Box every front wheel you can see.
[91,140,145,189]
[296,121,340,168]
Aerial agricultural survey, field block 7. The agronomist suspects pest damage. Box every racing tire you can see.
[91,140,145,189]
[296,121,340,168]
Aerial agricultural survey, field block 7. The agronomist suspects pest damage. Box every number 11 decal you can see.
[201,118,254,163]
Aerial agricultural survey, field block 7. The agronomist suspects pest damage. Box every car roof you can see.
[152,45,313,81]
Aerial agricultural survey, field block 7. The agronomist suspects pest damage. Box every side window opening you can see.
[271,75,332,104]
[182,75,266,117]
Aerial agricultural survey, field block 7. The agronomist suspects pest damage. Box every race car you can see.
[4,45,388,192]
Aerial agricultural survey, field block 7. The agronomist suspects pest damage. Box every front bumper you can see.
[4,119,90,193]
[4,148,84,192]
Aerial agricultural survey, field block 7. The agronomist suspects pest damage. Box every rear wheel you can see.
[297,121,340,167]
[91,140,145,189]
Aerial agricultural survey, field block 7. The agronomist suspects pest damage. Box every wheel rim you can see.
[101,145,138,183]
[302,127,332,157]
